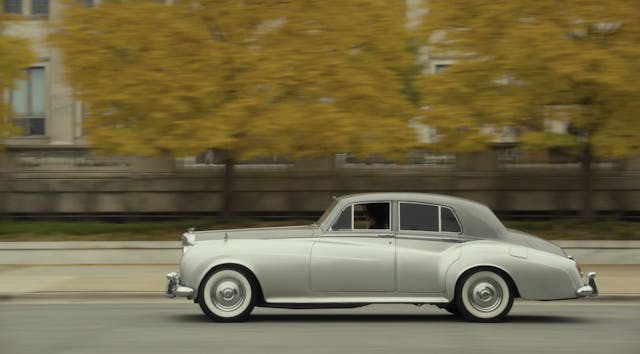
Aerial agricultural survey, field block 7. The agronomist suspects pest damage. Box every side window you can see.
[354,203,390,230]
[441,207,461,233]
[400,203,438,232]
[330,202,391,231]
[331,205,352,231]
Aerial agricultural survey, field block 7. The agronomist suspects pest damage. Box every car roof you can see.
[336,192,485,209]
[330,192,507,238]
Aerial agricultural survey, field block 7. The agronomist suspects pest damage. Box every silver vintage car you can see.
[166,193,598,322]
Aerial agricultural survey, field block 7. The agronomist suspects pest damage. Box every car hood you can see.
[190,225,317,242]
[503,229,566,257]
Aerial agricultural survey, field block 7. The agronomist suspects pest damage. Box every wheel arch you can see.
[196,262,266,305]
[451,265,521,300]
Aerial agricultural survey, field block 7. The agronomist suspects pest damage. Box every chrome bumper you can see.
[165,272,194,298]
[576,272,599,297]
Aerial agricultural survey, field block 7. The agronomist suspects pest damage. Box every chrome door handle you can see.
[377,234,395,238]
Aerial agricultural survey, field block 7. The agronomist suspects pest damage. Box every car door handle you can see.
[377,234,395,238]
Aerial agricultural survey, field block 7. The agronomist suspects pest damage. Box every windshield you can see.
[316,198,340,226]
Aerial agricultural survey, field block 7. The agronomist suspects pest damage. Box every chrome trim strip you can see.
[266,296,450,304]
[395,235,465,243]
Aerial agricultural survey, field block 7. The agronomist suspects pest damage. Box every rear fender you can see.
[445,241,582,300]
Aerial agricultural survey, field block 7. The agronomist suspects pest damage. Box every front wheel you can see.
[198,267,257,322]
[455,269,514,322]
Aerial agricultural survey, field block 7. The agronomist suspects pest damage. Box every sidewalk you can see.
[0,264,638,300]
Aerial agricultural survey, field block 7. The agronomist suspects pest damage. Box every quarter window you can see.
[331,205,352,231]
[441,207,461,233]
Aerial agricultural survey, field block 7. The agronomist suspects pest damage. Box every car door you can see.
[310,201,396,292]
[396,202,462,294]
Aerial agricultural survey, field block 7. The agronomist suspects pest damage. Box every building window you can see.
[10,67,46,136]
[3,0,22,14]
[31,0,49,15]
[434,64,450,73]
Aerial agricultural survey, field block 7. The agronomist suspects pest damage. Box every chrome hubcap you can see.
[211,278,245,312]
[468,279,502,312]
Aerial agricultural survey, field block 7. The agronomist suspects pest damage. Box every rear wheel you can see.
[455,269,514,322]
[198,267,257,322]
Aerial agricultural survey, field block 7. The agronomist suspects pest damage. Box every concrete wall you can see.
[1,149,639,217]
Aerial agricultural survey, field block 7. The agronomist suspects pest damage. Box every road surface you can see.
[1,299,638,354]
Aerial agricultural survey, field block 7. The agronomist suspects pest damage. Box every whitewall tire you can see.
[455,269,514,322]
[198,267,257,322]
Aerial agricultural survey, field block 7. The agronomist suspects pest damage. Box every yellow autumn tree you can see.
[0,13,36,139]
[416,0,640,218]
[50,0,419,215]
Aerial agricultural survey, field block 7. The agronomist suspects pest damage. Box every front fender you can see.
[180,238,313,301]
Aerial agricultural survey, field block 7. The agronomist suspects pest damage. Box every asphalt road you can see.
[1,300,638,354]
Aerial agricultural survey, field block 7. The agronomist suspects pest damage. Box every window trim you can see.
[398,201,463,235]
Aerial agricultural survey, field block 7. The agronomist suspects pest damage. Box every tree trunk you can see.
[222,156,235,219]
[581,142,594,221]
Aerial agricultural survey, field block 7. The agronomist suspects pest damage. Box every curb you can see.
[0,291,166,302]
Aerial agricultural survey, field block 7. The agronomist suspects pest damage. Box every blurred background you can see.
[1,3,639,354]
[1,0,639,240]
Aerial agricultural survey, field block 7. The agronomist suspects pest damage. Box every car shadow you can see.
[505,315,593,324]
[171,313,591,324]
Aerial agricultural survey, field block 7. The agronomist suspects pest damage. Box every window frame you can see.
[398,201,463,236]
